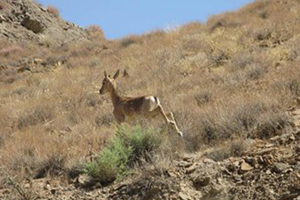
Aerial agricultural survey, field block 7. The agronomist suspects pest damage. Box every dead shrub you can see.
[194,91,212,107]
[86,25,105,41]
[206,14,241,33]
[252,28,272,41]
[186,97,286,151]
[39,35,54,48]
[95,114,113,127]
[230,50,254,69]
[17,105,55,129]
[180,35,210,53]
[144,30,166,40]
[253,111,291,139]
[120,35,141,48]
[179,22,204,35]
[259,10,268,19]
[9,146,38,174]
[272,78,300,98]
[206,138,253,161]
[0,45,23,57]
[35,154,67,178]
[46,5,59,18]
[245,64,267,80]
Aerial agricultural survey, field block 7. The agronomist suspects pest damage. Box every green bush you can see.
[86,125,162,184]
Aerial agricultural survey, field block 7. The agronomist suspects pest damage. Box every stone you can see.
[0,14,5,22]
[177,160,193,168]
[273,162,290,173]
[240,161,254,171]
[33,58,43,64]
[178,192,192,200]
[185,163,199,174]
[192,174,210,189]
[21,15,44,33]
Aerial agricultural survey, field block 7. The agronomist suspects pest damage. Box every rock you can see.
[240,161,254,171]
[191,174,210,189]
[273,162,291,173]
[76,174,97,188]
[185,163,199,174]
[167,169,179,177]
[178,192,192,200]
[296,145,300,153]
[177,160,193,168]
[279,193,300,200]
[245,157,259,168]
[0,14,5,22]
[21,15,44,33]
[33,58,43,64]
[251,148,277,155]
[258,156,264,164]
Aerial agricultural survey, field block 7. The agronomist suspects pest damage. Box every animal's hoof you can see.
[178,131,183,137]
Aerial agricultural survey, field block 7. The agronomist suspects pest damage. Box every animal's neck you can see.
[109,86,121,107]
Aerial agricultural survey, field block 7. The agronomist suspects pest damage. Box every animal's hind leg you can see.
[157,105,172,124]
[166,112,175,122]
[157,106,183,137]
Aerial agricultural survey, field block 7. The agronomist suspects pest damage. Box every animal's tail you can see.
[154,96,160,106]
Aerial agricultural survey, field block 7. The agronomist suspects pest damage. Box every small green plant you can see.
[86,125,162,184]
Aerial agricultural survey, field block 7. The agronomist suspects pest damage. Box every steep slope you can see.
[1,0,300,199]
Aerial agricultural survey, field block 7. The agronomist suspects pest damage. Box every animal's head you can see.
[99,69,120,95]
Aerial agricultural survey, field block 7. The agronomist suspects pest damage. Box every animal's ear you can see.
[123,69,130,77]
[104,71,107,78]
[113,69,120,79]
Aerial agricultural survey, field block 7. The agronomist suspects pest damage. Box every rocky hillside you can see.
[1,0,300,199]
[0,0,88,46]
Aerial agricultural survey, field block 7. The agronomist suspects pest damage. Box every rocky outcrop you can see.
[0,0,88,46]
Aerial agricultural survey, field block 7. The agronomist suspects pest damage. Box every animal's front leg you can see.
[113,110,125,124]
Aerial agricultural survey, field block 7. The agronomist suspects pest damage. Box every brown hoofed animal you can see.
[99,69,183,137]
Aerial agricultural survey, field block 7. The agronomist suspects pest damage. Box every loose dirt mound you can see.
[0,0,88,46]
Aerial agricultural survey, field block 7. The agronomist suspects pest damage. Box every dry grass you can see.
[86,25,105,41]
[1,0,300,182]
[46,5,59,18]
